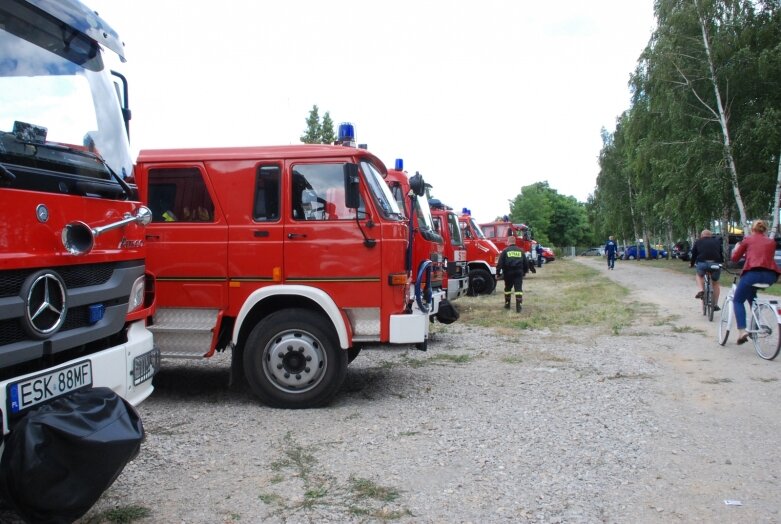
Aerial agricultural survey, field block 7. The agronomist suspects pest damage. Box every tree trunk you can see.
[694,0,749,231]
[772,146,781,236]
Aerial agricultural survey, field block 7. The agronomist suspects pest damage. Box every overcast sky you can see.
[88,0,655,224]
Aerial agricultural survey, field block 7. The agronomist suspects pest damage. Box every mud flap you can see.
[435,299,460,325]
[0,387,144,523]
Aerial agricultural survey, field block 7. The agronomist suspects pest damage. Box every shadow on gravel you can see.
[149,363,255,405]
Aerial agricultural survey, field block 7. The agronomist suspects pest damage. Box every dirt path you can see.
[574,256,781,522]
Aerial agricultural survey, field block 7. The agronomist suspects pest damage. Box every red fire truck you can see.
[385,162,447,308]
[135,134,433,409]
[429,199,469,301]
[480,220,535,255]
[458,209,500,295]
[0,0,157,517]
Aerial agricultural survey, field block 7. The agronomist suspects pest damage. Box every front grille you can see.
[0,263,115,298]
[0,306,92,346]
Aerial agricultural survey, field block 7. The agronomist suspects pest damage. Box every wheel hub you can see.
[264,331,326,391]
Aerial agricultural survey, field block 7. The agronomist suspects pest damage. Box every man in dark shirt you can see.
[689,229,724,307]
[604,236,618,270]
[497,236,535,312]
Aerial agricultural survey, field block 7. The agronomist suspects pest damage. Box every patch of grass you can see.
[702,377,733,384]
[87,505,151,524]
[672,325,705,334]
[349,477,401,502]
[605,371,653,380]
[259,493,284,505]
[501,355,524,364]
[458,260,637,334]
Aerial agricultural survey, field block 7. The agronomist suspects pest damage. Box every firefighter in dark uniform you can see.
[497,236,535,312]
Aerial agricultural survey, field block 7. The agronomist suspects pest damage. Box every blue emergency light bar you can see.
[462,207,471,215]
[395,158,404,170]
[338,122,355,143]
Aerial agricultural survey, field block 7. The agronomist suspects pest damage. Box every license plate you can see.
[8,360,92,415]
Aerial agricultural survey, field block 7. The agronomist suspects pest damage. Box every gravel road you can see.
[6,257,781,523]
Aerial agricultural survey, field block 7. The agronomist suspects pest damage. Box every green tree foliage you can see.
[300,105,338,144]
[300,105,321,144]
[321,112,336,144]
[509,182,593,247]
[592,0,781,245]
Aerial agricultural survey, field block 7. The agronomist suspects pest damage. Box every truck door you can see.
[283,161,382,311]
[143,164,229,307]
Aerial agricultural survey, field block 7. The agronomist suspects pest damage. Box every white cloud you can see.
[88,0,654,223]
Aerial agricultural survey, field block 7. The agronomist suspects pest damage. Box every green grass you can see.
[85,505,151,524]
[458,259,637,334]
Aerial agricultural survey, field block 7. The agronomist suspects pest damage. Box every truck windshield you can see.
[361,160,402,220]
[469,218,487,239]
[0,3,133,196]
[415,194,436,232]
[447,213,464,247]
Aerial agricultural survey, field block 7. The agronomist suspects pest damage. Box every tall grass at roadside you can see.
[456,260,635,334]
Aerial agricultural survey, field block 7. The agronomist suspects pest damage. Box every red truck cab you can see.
[429,200,469,301]
[480,220,535,256]
[136,140,432,408]
[458,210,500,295]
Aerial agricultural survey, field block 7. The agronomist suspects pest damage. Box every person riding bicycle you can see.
[690,229,724,309]
[730,220,781,344]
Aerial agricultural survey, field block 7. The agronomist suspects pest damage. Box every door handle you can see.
[145,234,160,241]
[254,230,269,237]
[287,233,307,239]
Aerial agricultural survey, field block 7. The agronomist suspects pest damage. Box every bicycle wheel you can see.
[717,296,731,346]
[706,286,714,321]
[751,302,781,360]
[702,281,708,316]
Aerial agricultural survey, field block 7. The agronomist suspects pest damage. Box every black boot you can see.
[504,295,511,309]
[516,299,522,312]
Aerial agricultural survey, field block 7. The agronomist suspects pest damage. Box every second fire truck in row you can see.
[135,128,436,409]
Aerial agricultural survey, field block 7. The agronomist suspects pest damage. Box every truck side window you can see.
[253,165,280,221]
[148,167,214,222]
[291,163,361,221]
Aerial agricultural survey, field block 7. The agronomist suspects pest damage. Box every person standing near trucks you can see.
[605,236,618,270]
[535,244,544,268]
[497,236,535,312]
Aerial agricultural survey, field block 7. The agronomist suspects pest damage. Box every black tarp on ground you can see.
[0,387,144,524]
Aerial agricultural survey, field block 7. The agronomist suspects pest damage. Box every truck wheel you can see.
[243,309,347,408]
[347,347,361,363]
[468,268,493,296]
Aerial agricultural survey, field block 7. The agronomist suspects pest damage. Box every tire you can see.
[717,297,731,346]
[347,347,362,364]
[751,303,781,360]
[468,268,494,296]
[243,308,347,408]
[706,286,714,322]
[702,282,708,316]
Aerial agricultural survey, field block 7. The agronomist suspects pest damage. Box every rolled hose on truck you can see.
[415,259,459,325]
[0,387,144,524]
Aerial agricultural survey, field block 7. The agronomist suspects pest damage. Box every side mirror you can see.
[344,163,360,209]
[409,172,426,197]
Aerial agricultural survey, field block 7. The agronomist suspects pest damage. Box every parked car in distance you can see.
[579,247,604,256]
[540,246,556,262]
[671,241,690,260]
[622,245,667,260]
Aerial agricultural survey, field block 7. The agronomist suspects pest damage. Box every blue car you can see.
[622,245,667,260]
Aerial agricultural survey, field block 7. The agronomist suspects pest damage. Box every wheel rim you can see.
[262,330,327,393]
[753,304,779,360]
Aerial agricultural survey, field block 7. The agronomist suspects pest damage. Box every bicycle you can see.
[701,262,721,321]
[717,267,781,360]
